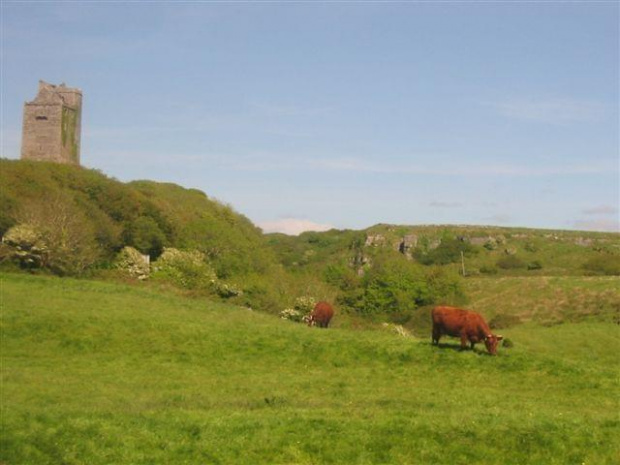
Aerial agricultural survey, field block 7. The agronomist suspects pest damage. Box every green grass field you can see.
[465,276,620,325]
[2,272,619,464]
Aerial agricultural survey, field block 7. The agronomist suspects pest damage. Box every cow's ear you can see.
[496,335,503,341]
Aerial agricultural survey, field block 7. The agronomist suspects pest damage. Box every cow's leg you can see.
[460,334,469,351]
[432,326,441,345]
[470,341,476,350]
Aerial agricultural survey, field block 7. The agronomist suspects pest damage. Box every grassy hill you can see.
[2,272,619,464]
[0,159,277,277]
[465,276,620,325]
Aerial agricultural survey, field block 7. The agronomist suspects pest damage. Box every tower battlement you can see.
[21,80,82,165]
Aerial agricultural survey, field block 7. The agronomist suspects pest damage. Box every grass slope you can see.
[2,272,619,464]
[465,276,620,325]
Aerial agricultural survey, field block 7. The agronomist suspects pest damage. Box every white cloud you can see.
[257,218,335,236]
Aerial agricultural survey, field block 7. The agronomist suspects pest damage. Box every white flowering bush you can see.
[151,247,243,297]
[1,224,49,269]
[3,196,103,276]
[279,308,303,322]
[153,248,208,271]
[151,247,216,290]
[280,296,316,323]
[114,246,150,280]
[294,296,316,314]
[2,205,101,276]
[214,281,242,298]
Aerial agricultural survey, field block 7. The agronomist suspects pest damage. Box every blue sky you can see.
[2,1,618,234]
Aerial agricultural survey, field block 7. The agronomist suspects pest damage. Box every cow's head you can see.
[304,315,315,327]
[484,334,503,355]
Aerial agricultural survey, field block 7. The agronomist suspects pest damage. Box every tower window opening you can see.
[35,116,48,121]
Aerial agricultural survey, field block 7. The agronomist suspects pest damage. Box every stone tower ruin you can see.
[21,80,82,165]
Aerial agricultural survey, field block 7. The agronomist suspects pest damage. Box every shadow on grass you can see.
[429,341,492,356]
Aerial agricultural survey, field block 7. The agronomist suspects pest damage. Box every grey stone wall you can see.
[21,81,82,165]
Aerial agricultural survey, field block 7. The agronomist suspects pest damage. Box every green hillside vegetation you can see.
[0,160,328,313]
[267,224,619,320]
[266,231,467,320]
[3,159,618,323]
[2,272,618,464]
[0,160,275,275]
[268,224,619,278]
[0,160,473,319]
[127,180,274,278]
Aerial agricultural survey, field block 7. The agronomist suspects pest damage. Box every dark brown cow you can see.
[308,301,334,328]
[432,306,503,355]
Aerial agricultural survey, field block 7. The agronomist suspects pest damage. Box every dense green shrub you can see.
[359,255,430,314]
[124,215,167,259]
[0,189,18,236]
[414,238,477,266]
[323,263,360,290]
[424,266,466,305]
[151,248,216,290]
[347,254,464,315]
[130,182,277,278]
[267,229,365,269]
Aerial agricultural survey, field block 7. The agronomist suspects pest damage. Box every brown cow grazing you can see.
[432,306,503,355]
[308,301,334,328]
